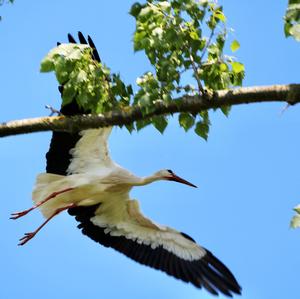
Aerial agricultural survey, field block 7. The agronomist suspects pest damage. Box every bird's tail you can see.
[32,173,65,218]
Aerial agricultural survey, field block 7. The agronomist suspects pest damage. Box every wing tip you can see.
[202,250,242,296]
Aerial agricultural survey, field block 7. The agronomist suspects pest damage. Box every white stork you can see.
[11,32,241,297]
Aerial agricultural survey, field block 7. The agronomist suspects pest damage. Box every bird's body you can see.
[11,32,242,297]
[32,128,188,218]
[31,126,204,263]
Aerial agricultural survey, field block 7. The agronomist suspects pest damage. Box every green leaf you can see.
[194,121,209,140]
[284,22,292,37]
[152,116,168,133]
[139,6,152,17]
[129,2,144,17]
[54,57,72,84]
[231,61,245,73]
[127,84,133,95]
[62,82,77,106]
[76,70,88,83]
[214,10,226,23]
[220,63,228,72]
[189,31,199,40]
[294,204,300,214]
[125,122,135,133]
[220,105,231,117]
[230,40,240,52]
[40,59,54,73]
[179,113,195,131]
[136,119,151,131]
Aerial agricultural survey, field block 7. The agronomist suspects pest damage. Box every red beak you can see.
[167,174,197,188]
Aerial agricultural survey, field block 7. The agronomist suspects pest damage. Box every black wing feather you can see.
[67,33,77,43]
[87,35,102,63]
[78,31,88,44]
[45,100,87,174]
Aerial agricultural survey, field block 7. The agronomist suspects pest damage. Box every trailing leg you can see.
[18,203,77,246]
[10,187,74,220]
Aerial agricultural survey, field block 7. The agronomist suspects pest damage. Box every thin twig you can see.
[189,53,205,95]
[200,29,215,62]
[45,105,61,116]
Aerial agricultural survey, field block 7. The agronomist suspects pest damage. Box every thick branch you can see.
[1,84,300,138]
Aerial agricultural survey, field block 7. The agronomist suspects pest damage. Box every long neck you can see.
[134,174,162,186]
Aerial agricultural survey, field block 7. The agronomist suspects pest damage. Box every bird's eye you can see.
[167,169,173,174]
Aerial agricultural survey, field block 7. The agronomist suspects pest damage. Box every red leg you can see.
[10,187,74,220]
[18,203,77,246]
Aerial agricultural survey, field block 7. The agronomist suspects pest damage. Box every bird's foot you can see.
[10,209,33,220]
[16,203,77,247]
[18,232,36,246]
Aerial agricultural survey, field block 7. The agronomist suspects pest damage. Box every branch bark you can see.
[1,84,300,138]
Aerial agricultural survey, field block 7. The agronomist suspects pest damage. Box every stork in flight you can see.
[11,32,241,297]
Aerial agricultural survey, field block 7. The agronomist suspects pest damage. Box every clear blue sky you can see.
[1,1,299,299]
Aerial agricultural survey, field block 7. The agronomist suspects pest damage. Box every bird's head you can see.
[155,169,197,188]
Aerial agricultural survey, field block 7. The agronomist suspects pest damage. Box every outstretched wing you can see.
[46,32,114,176]
[66,127,115,175]
[68,199,241,297]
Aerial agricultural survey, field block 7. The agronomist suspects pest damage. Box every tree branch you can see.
[1,84,300,138]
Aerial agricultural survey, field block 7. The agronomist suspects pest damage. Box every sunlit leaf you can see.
[230,40,240,52]
[215,10,226,23]
[291,215,300,228]
[231,61,245,73]
[289,23,300,40]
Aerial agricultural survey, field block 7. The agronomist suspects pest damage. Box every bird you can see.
[10,32,241,297]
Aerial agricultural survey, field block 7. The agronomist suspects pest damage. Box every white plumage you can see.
[90,197,206,261]
[67,127,116,175]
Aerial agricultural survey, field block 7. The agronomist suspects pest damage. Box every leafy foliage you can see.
[41,0,244,139]
[284,0,300,40]
[131,0,244,135]
[41,44,132,114]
